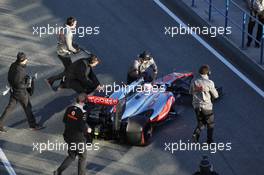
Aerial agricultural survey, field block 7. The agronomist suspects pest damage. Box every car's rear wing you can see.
[86,95,126,132]
[154,72,193,86]
[87,96,118,106]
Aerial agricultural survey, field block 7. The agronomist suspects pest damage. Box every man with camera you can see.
[190,65,219,144]
[0,52,43,132]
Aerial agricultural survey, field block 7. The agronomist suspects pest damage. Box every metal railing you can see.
[191,0,264,65]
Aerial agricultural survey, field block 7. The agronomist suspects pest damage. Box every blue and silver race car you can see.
[85,72,194,146]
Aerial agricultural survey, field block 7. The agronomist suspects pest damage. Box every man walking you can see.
[54,94,92,175]
[190,65,219,144]
[46,16,80,88]
[0,52,43,132]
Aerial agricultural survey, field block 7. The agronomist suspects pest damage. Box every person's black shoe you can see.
[207,139,214,145]
[206,140,216,149]
[52,84,64,92]
[53,170,60,175]
[0,126,7,133]
[29,124,45,131]
[246,41,251,47]
[255,43,260,48]
[45,79,63,92]
[45,79,54,90]
[53,80,65,92]
[192,134,199,143]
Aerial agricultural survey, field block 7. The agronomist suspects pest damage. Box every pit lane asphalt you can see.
[0,0,264,175]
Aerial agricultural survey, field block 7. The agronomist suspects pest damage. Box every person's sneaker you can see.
[0,126,7,133]
[192,134,199,143]
[29,124,45,131]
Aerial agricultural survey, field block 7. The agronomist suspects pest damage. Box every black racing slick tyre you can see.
[126,116,152,146]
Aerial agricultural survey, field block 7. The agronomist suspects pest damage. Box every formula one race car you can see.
[85,72,194,146]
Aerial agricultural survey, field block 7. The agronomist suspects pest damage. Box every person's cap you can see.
[16,52,27,62]
[139,51,152,60]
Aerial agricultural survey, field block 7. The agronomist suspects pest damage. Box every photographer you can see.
[0,52,43,132]
[54,94,92,175]
[190,65,219,144]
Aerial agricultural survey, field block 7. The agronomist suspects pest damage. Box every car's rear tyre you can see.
[126,117,152,146]
[140,123,153,146]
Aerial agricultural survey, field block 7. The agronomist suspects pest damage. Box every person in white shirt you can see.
[127,51,158,84]
[190,65,219,144]
[46,17,80,89]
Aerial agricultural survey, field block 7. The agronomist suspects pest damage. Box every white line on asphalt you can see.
[0,147,16,175]
[154,0,264,98]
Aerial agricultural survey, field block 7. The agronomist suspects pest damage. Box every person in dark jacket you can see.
[0,52,43,132]
[61,54,100,94]
[247,0,264,48]
[54,94,92,175]
[193,156,219,175]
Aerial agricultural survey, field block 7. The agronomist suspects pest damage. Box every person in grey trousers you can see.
[46,16,80,89]
[190,65,219,144]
